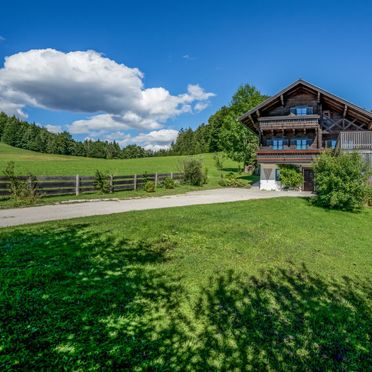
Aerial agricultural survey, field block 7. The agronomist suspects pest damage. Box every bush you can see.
[144,180,155,192]
[3,161,38,204]
[182,158,208,186]
[313,151,371,211]
[279,165,304,190]
[161,177,176,189]
[218,172,246,187]
[94,170,111,193]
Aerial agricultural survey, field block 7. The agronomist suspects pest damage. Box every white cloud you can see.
[99,129,179,151]
[182,54,196,61]
[134,129,179,144]
[0,97,27,118]
[143,144,172,151]
[0,49,214,136]
[0,48,214,150]
[194,102,209,112]
[44,124,63,134]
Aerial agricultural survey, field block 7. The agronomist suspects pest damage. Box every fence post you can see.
[27,175,32,190]
[155,172,158,188]
[134,174,137,190]
[109,175,113,193]
[170,172,173,179]
[75,174,80,196]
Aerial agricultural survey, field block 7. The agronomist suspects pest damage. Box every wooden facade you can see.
[239,79,372,191]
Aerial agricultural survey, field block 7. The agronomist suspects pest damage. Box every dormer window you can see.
[290,106,313,116]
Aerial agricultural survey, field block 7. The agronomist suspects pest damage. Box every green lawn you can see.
[0,143,259,208]
[0,142,236,179]
[1,197,371,370]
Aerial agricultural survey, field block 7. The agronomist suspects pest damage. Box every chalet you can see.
[239,79,372,191]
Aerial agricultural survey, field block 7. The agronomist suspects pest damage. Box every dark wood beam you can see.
[343,104,348,118]
[248,114,255,128]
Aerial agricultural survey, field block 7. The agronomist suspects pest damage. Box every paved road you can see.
[0,187,310,228]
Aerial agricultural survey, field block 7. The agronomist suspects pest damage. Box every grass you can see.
[0,142,235,178]
[0,143,258,208]
[1,197,371,370]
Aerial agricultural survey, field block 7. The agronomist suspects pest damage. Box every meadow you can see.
[1,197,371,370]
[0,142,235,179]
[0,143,257,207]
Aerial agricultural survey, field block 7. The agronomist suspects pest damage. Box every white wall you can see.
[260,165,281,191]
[260,163,311,191]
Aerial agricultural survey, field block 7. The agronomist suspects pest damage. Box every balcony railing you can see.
[258,115,320,130]
[256,149,322,164]
[336,131,372,150]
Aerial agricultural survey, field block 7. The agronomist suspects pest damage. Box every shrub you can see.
[144,180,155,192]
[313,151,371,211]
[279,165,304,190]
[161,177,176,189]
[182,158,208,186]
[94,170,111,193]
[3,161,38,204]
[218,172,246,187]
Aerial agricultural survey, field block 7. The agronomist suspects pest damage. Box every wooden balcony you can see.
[258,115,320,131]
[256,149,322,164]
[336,131,372,150]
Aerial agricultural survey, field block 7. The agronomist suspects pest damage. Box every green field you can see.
[1,197,371,370]
[0,142,236,179]
[0,143,259,207]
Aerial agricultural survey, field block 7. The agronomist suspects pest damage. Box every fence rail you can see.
[0,172,183,198]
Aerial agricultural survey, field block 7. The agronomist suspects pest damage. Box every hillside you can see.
[0,142,238,179]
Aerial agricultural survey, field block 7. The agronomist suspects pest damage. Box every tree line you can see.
[0,83,268,162]
[0,113,157,159]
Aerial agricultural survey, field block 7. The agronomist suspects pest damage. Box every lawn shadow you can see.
[0,224,186,370]
[173,264,371,370]
[221,167,240,173]
[1,226,371,370]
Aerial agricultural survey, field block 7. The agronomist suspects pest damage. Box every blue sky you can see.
[1,0,372,149]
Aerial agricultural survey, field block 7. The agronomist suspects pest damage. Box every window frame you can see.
[290,106,314,116]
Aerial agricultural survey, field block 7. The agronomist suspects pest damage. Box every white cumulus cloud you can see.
[44,124,63,134]
[0,48,214,149]
[101,129,179,151]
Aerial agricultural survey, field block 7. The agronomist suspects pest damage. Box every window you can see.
[290,106,313,116]
[325,139,337,149]
[296,138,309,150]
[272,138,283,150]
[275,169,281,182]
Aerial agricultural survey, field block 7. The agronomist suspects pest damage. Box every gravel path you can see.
[0,187,310,228]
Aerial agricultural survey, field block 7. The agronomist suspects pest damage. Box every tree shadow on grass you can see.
[177,265,371,370]
[0,224,186,370]
[1,226,371,370]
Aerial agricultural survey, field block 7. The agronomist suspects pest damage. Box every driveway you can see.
[0,187,311,228]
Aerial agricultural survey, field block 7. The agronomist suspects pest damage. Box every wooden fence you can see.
[0,172,183,198]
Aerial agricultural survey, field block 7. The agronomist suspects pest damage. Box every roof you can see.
[239,79,372,125]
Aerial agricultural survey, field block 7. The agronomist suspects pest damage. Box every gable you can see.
[240,79,372,132]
